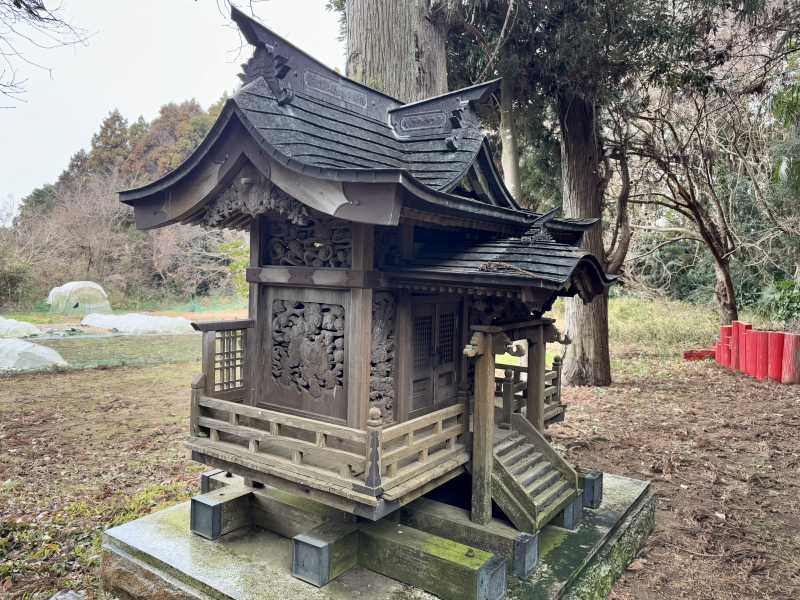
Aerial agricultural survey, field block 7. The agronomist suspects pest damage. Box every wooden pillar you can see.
[466,332,495,525]
[526,325,546,432]
[348,223,374,429]
[247,217,263,406]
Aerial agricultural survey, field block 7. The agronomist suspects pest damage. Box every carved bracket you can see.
[463,332,486,358]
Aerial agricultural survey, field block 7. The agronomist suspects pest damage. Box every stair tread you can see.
[533,479,570,508]
[501,443,536,465]
[509,453,545,476]
[525,470,562,496]
[536,488,577,528]
[493,433,525,455]
[519,462,554,486]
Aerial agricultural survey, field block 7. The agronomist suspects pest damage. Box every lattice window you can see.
[437,312,455,364]
[213,329,246,392]
[413,316,432,371]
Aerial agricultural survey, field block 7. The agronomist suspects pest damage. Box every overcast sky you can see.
[0,0,345,218]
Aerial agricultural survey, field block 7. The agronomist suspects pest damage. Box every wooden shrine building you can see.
[119,8,613,595]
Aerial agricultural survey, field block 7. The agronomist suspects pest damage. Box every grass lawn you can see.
[0,297,798,599]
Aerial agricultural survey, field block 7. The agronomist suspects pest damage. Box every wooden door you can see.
[410,300,460,418]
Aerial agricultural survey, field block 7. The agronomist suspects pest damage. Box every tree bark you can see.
[499,76,522,201]
[558,94,612,386]
[713,259,738,324]
[345,0,448,103]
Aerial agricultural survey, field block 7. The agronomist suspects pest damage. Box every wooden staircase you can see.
[490,414,579,533]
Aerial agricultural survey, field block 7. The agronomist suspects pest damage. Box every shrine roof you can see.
[119,8,535,229]
[391,220,615,305]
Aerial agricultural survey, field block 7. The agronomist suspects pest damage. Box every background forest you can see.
[1,0,799,329]
[0,98,246,309]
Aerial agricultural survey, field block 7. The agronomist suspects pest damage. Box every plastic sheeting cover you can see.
[81,313,195,334]
[47,281,112,315]
[0,339,67,371]
[0,316,41,338]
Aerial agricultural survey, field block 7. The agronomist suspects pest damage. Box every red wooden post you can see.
[719,326,732,368]
[730,321,740,370]
[744,330,754,376]
[768,331,785,383]
[755,331,768,380]
[782,333,800,384]
[739,323,752,374]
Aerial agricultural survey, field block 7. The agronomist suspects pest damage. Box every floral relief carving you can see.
[370,292,395,422]
[268,216,352,268]
[271,300,345,401]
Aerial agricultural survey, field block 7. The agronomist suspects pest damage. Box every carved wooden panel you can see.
[202,164,310,228]
[267,216,352,268]
[271,299,345,410]
[370,292,396,423]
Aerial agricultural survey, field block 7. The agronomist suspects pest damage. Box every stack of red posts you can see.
[710,320,799,384]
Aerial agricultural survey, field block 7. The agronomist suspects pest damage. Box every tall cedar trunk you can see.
[558,94,612,386]
[499,76,522,201]
[713,259,738,324]
[345,0,448,103]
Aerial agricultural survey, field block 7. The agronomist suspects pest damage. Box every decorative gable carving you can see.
[202,164,309,228]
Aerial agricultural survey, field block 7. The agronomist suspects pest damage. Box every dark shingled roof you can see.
[234,77,492,194]
[394,221,615,304]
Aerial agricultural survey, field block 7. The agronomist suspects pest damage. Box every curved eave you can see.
[119,101,240,205]
[559,254,617,303]
[119,100,532,229]
[391,252,615,307]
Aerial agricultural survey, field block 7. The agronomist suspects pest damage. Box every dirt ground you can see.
[556,352,800,599]
[1,347,799,598]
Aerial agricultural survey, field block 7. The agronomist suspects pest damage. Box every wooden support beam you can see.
[251,486,356,539]
[400,497,539,579]
[465,332,495,525]
[526,326,546,432]
[358,520,507,600]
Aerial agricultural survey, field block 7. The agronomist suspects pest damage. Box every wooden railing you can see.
[379,403,466,489]
[495,356,563,426]
[192,394,369,485]
[192,319,254,399]
[188,319,468,504]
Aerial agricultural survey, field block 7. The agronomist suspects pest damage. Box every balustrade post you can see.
[202,330,217,394]
[552,355,562,405]
[500,368,514,429]
[364,407,383,492]
[190,373,206,437]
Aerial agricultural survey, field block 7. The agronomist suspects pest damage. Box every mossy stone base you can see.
[102,474,653,600]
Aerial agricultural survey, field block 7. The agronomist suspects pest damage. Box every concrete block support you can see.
[292,522,360,587]
[555,492,584,531]
[578,470,604,509]
[190,486,252,540]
